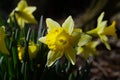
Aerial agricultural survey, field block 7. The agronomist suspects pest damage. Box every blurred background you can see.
[0,0,119,20]
[0,0,120,28]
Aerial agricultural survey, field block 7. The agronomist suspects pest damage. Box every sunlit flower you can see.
[8,0,37,29]
[39,16,81,67]
[76,41,99,59]
[87,12,111,50]
[18,41,39,62]
[0,26,9,55]
[101,21,117,38]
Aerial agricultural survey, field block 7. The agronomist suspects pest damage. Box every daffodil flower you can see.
[76,41,99,59]
[101,21,117,38]
[18,41,39,62]
[8,0,37,29]
[87,12,111,50]
[0,26,9,55]
[39,16,81,67]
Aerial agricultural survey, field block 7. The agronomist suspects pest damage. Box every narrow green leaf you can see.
[37,15,43,44]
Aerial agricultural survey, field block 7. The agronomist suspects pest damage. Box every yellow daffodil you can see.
[87,12,111,50]
[8,0,37,29]
[0,26,9,55]
[76,41,99,59]
[101,21,117,38]
[18,41,39,62]
[39,16,81,67]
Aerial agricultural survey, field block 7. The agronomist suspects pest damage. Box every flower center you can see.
[46,28,72,51]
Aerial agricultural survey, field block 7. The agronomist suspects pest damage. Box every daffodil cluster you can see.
[39,12,117,67]
[87,12,117,50]
[0,0,117,68]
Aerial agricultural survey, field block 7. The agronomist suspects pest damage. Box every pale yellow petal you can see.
[18,11,37,24]
[90,41,100,48]
[99,21,107,27]
[99,35,111,50]
[24,7,36,14]
[46,18,61,32]
[71,28,82,46]
[64,46,76,65]
[17,17,25,29]
[62,16,74,34]
[76,47,83,55]
[87,28,99,36]
[17,0,27,10]
[97,12,105,25]
[78,33,92,47]
[46,50,63,67]
[38,36,46,44]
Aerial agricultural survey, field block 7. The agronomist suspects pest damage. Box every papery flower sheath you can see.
[39,16,81,67]
[0,26,9,55]
[87,12,111,50]
[8,0,37,29]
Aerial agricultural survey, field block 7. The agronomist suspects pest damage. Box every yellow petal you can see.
[24,7,36,14]
[71,28,82,45]
[78,33,92,47]
[17,17,25,29]
[76,46,83,55]
[18,11,37,24]
[62,16,74,35]
[64,46,76,65]
[46,18,61,32]
[46,50,63,67]
[17,0,27,11]
[90,41,100,48]
[87,28,99,36]
[38,36,46,44]
[98,20,107,28]
[99,35,111,50]
[97,12,105,25]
